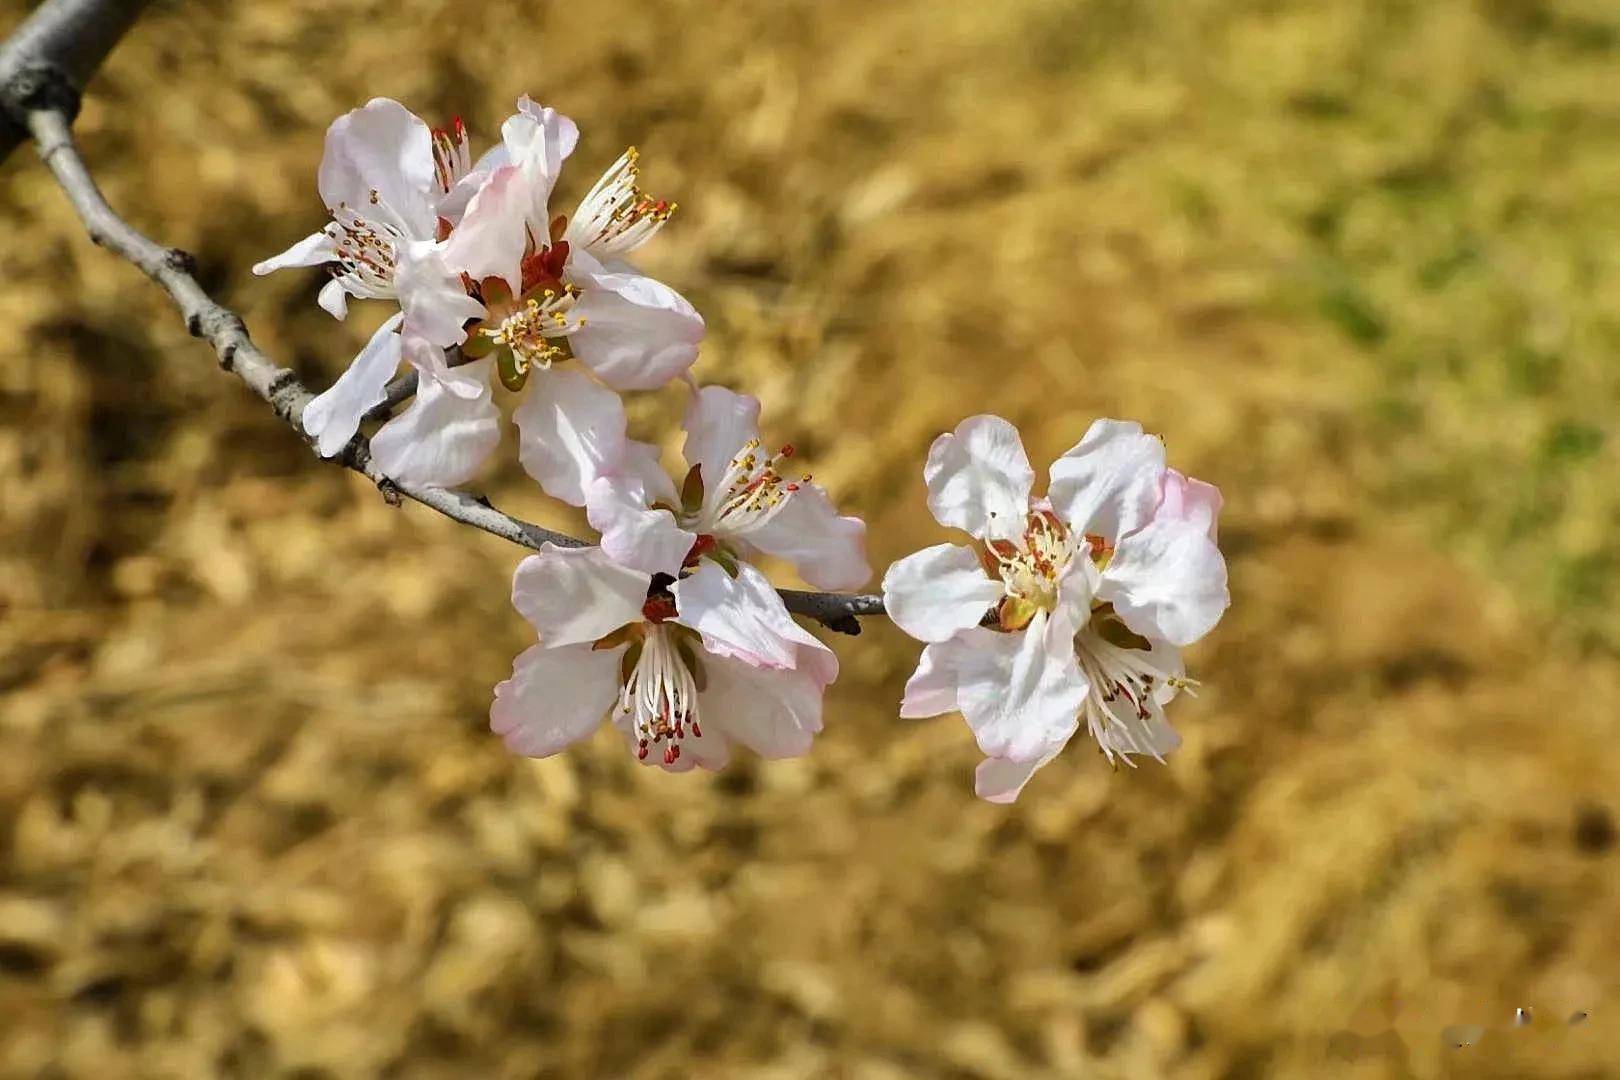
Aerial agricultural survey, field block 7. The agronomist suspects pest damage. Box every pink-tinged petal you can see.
[499,95,580,218]
[881,543,1001,643]
[1097,520,1229,647]
[951,612,1087,763]
[317,98,437,238]
[1156,468,1222,541]
[682,384,761,494]
[435,165,488,225]
[442,164,529,293]
[974,744,1066,804]
[671,561,839,685]
[511,544,649,646]
[252,230,336,277]
[567,253,705,391]
[512,367,629,507]
[370,356,501,488]
[395,241,485,348]
[491,642,618,757]
[899,643,959,719]
[1048,418,1166,542]
[301,312,403,457]
[587,461,698,578]
[744,483,871,591]
[700,651,826,760]
[317,278,350,320]
[924,415,1035,542]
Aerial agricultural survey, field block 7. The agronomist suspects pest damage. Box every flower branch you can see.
[7,1,1233,798]
[0,0,153,162]
[16,105,884,633]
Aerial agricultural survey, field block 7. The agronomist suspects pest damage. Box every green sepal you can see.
[461,330,495,359]
[680,464,705,515]
[675,637,708,692]
[618,640,644,685]
[708,546,741,579]
[998,596,1039,632]
[497,349,529,392]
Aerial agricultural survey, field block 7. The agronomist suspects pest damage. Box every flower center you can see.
[327,201,404,297]
[483,287,580,369]
[619,624,703,766]
[1074,622,1192,763]
[695,438,806,538]
[567,147,676,256]
[985,510,1078,627]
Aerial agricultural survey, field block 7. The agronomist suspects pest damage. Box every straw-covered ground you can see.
[3,0,1619,1076]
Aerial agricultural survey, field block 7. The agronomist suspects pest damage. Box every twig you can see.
[17,105,887,633]
[363,370,419,423]
[0,0,153,162]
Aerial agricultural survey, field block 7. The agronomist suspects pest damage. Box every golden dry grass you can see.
[3,0,1620,1076]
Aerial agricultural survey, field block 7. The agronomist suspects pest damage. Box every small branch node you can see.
[377,477,403,507]
[1,63,80,128]
[164,247,198,275]
[826,615,863,637]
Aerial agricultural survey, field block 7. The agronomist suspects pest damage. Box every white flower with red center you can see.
[881,415,1228,803]
[442,97,706,505]
[492,543,837,770]
[253,98,493,482]
[253,96,703,498]
[584,385,870,591]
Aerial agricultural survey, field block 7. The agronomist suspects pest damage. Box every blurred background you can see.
[3,0,1619,1076]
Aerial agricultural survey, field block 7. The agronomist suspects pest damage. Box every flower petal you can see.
[1156,468,1223,541]
[317,278,350,320]
[671,560,838,684]
[881,543,1001,643]
[899,643,959,719]
[442,164,529,293]
[512,366,629,507]
[498,95,579,220]
[395,240,485,348]
[510,544,649,647]
[586,443,698,577]
[700,651,826,760]
[370,355,501,488]
[317,98,436,239]
[253,230,337,277]
[682,384,761,495]
[1097,520,1229,647]
[923,415,1035,542]
[974,744,1067,804]
[491,642,618,757]
[1047,418,1166,541]
[301,312,403,458]
[744,483,871,591]
[950,612,1087,763]
[567,253,705,391]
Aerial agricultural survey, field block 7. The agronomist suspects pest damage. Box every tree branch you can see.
[0,0,154,162]
[18,105,888,633]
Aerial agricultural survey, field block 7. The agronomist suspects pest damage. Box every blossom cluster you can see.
[261,96,1230,801]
